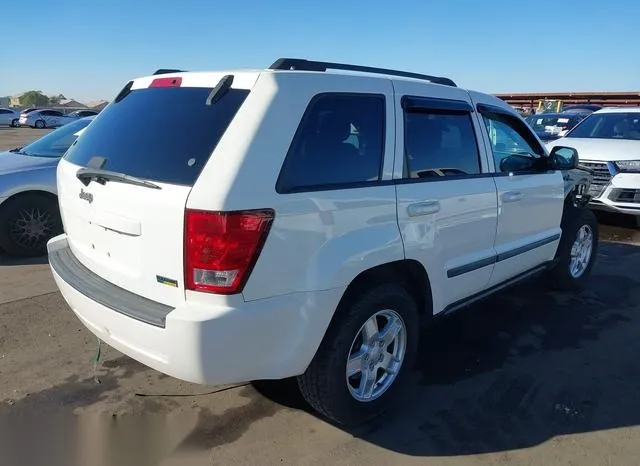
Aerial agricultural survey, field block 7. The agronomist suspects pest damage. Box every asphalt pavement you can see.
[2,127,640,465]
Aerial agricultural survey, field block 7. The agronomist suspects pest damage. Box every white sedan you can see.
[19,109,75,129]
[0,108,19,127]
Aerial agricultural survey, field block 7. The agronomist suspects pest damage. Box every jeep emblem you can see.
[79,189,94,204]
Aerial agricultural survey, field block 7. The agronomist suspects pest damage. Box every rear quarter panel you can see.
[187,72,404,301]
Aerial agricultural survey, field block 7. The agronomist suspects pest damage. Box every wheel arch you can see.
[0,189,58,209]
[335,259,433,322]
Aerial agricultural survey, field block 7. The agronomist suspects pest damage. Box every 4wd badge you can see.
[79,189,94,204]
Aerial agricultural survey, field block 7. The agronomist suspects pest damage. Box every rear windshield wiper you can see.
[76,167,161,190]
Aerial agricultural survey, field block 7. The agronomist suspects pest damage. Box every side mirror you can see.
[499,153,537,172]
[558,130,568,137]
[549,146,578,170]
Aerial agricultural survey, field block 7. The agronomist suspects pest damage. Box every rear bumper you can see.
[48,234,344,385]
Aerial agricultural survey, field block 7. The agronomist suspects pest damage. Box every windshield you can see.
[20,118,93,158]
[527,114,581,133]
[567,112,640,140]
[63,86,249,186]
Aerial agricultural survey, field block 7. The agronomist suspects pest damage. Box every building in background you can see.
[496,91,640,114]
[86,100,109,111]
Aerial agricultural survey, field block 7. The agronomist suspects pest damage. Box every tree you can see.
[49,94,66,105]
[19,91,49,107]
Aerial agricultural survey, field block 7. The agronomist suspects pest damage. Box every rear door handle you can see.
[502,191,523,203]
[407,200,440,217]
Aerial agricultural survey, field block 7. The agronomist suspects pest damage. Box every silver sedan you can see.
[19,109,75,129]
[0,116,94,257]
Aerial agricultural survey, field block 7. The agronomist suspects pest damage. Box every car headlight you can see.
[614,161,640,173]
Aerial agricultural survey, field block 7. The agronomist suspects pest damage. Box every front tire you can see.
[297,283,419,426]
[0,194,63,257]
[547,207,598,290]
[11,118,18,127]
[35,119,46,129]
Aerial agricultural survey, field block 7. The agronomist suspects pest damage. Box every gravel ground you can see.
[2,127,640,465]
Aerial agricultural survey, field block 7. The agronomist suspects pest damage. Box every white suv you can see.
[547,107,640,227]
[48,59,598,426]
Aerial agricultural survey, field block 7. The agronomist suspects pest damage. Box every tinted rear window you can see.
[276,93,385,193]
[63,86,249,186]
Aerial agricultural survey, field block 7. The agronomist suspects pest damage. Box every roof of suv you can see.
[138,58,459,89]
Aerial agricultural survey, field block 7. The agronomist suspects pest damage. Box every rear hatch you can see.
[56,73,254,307]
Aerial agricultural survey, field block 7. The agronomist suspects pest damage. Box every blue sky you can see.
[2,0,638,102]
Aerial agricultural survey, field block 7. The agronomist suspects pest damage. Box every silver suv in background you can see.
[548,107,640,226]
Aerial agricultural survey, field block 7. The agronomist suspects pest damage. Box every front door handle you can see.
[408,200,440,217]
[502,191,523,203]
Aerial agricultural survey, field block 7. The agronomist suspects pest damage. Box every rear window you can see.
[63,86,249,186]
[276,93,385,193]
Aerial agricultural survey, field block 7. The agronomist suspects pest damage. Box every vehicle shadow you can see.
[255,241,640,456]
[0,252,48,266]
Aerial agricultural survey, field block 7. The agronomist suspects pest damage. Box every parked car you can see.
[19,109,75,129]
[68,109,99,118]
[47,59,596,427]
[0,116,94,257]
[0,108,19,127]
[548,107,640,227]
[525,112,590,142]
[16,108,40,124]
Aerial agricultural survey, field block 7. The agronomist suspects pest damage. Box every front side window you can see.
[277,93,385,193]
[482,111,545,173]
[403,110,481,179]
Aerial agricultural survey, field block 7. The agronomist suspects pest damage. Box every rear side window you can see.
[276,93,385,193]
[63,86,249,186]
[404,110,481,179]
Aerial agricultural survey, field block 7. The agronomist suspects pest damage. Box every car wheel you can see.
[546,207,598,290]
[10,119,18,127]
[0,193,63,258]
[35,119,46,129]
[297,283,419,426]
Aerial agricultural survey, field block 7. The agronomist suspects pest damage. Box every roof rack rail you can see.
[269,58,457,87]
[153,69,185,75]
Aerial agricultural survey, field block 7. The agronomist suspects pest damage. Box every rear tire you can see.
[297,283,419,426]
[35,119,45,129]
[0,194,62,258]
[546,207,598,291]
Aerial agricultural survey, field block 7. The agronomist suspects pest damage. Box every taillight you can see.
[184,209,274,294]
[149,77,182,88]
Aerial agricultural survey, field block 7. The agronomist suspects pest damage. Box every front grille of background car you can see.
[579,161,613,198]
